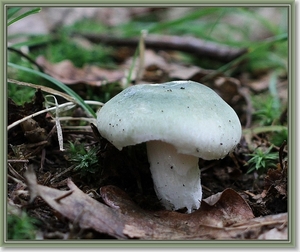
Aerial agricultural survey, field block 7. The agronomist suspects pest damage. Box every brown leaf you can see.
[123,49,216,83]
[123,50,170,83]
[24,167,127,239]
[246,74,272,92]
[100,185,286,240]
[230,212,288,239]
[25,168,287,240]
[212,76,241,104]
[20,118,48,143]
[101,186,254,230]
[168,63,213,81]
[36,56,124,86]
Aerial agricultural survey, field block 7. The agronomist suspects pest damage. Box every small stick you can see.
[7,159,29,163]
[54,190,74,203]
[73,32,247,62]
[279,140,287,171]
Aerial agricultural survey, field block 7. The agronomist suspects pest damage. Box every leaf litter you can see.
[24,166,287,240]
[36,55,124,86]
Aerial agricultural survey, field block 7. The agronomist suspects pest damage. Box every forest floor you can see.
[7,7,289,241]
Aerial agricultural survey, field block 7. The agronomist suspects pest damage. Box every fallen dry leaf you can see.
[36,56,124,86]
[122,49,170,83]
[168,63,214,81]
[212,76,241,104]
[230,212,288,239]
[25,167,127,239]
[24,167,288,240]
[245,74,272,92]
[122,49,216,84]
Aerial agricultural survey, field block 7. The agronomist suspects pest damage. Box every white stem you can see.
[146,140,202,213]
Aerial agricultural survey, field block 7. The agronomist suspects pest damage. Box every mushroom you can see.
[96,80,242,213]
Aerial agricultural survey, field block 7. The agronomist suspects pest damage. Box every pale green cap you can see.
[97,80,242,160]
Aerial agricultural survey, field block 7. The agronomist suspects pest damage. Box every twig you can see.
[45,95,65,151]
[238,86,253,129]
[50,165,75,184]
[242,125,288,136]
[61,126,94,130]
[8,159,29,163]
[7,101,74,131]
[136,30,148,82]
[8,163,26,181]
[279,140,287,171]
[54,190,74,203]
[56,117,97,123]
[7,78,77,103]
[7,100,101,131]
[73,32,247,62]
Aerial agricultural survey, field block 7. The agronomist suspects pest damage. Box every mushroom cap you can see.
[97,80,241,160]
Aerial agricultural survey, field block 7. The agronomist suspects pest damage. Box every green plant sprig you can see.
[245,145,278,174]
[7,209,39,240]
[68,142,99,180]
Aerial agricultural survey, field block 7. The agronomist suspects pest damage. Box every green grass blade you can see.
[7,7,41,26]
[269,71,281,111]
[9,35,54,49]
[242,125,287,135]
[148,7,221,33]
[7,62,96,118]
[202,33,287,81]
[7,7,21,20]
[237,8,281,35]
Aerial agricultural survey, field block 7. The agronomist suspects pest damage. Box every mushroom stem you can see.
[146,140,202,213]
